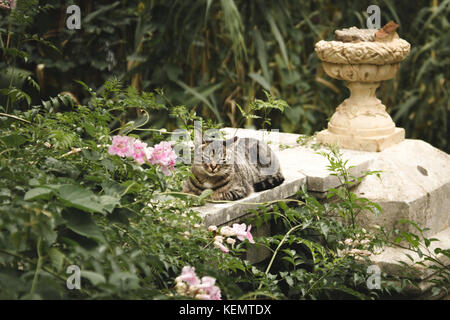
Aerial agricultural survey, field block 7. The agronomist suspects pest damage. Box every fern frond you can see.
[48,129,76,150]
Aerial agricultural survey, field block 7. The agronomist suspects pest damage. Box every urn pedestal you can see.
[315,27,410,152]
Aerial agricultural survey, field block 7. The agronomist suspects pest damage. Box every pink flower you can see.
[179,266,200,286]
[246,225,255,244]
[207,285,222,300]
[197,277,221,300]
[131,140,149,165]
[0,0,15,10]
[108,135,135,158]
[149,141,177,175]
[226,238,236,245]
[220,226,236,237]
[108,136,177,174]
[208,225,217,232]
[232,223,246,240]
[197,276,216,289]
[144,146,154,163]
[214,241,229,253]
[232,223,255,243]
[175,267,222,300]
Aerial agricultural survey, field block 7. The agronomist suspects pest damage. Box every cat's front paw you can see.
[212,189,248,201]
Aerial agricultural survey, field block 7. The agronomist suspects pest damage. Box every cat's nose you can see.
[210,161,217,171]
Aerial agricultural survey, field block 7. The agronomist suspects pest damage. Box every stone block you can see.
[220,127,301,147]
[188,129,450,273]
[221,128,377,192]
[288,146,376,192]
[316,127,405,152]
[353,139,450,236]
[370,227,450,278]
[196,170,305,227]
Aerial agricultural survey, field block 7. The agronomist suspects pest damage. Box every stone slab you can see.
[195,128,380,227]
[188,129,450,274]
[316,127,405,152]
[221,127,377,192]
[193,131,449,237]
[353,139,450,236]
[370,227,450,281]
[286,146,375,192]
[220,127,302,147]
[196,168,305,227]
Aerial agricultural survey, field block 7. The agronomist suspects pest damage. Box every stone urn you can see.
[314,25,410,152]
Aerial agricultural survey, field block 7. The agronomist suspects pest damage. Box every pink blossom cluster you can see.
[108,135,176,175]
[0,0,15,10]
[175,266,221,300]
[208,223,255,253]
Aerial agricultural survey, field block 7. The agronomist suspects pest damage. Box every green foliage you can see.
[374,220,450,297]
[0,81,251,299]
[318,146,382,228]
[244,187,391,299]
[244,146,449,299]
[0,0,448,299]
[0,82,448,299]
[0,0,446,150]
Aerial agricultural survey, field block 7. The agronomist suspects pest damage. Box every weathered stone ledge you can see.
[188,128,450,279]
[196,163,306,227]
[195,128,377,227]
[370,227,450,280]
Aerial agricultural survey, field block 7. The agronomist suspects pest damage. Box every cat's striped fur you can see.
[182,136,284,201]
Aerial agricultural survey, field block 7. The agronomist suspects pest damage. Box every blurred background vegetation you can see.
[1,0,448,151]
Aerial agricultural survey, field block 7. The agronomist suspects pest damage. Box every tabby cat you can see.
[183,136,284,201]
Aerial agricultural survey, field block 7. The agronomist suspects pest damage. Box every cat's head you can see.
[192,136,238,177]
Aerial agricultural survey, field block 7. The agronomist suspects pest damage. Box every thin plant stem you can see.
[30,237,43,296]
[256,224,303,294]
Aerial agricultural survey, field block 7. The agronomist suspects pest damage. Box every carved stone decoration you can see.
[314,25,411,152]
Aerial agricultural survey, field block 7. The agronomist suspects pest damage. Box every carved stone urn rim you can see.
[315,36,411,66]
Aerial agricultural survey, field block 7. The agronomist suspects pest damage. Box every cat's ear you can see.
[224,136,238,146]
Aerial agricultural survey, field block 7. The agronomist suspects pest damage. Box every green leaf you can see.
[248,72,271,91]
[0,134,27,147]
[253,29,270,82]
[62,209,105,243]
[24,187,53,201]
[108,208,135,225]
[29,179,40,187]
[58,184,105,214]
[265,13,289,66]
[26,76,40,92]
[81,271,106,286]
[98,195,120,213]
[175,80,222,122]
[0,88,31,106]
[285,275,294,287]
[199,189,213,201]
[109,272,140,290]
[48,248,65,272]
[84,2,120,23]
[102,180,126,196]
[81,149,101,161]
[431,286,442,297]
[82,122,98,138]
